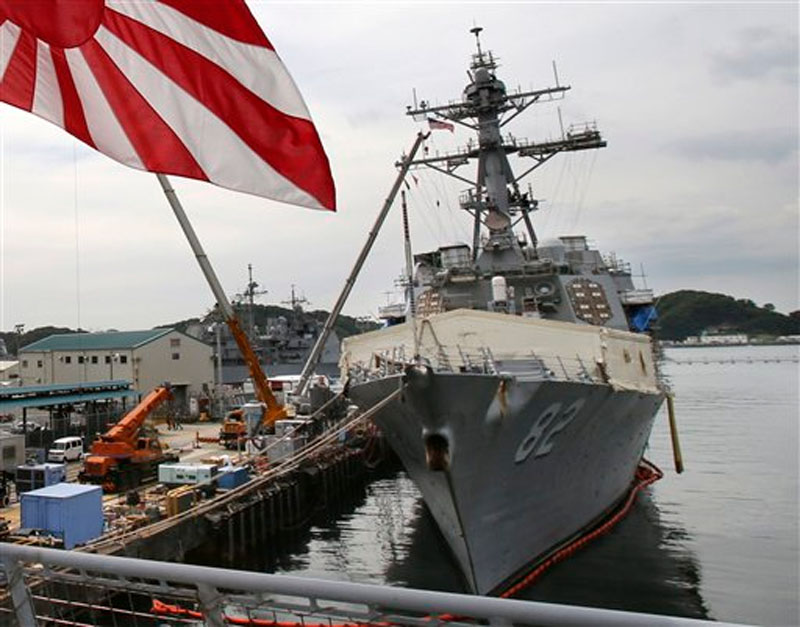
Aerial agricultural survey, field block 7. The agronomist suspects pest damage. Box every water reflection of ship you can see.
[185,462,389,575]
[187,463,708,620]
[387,486,711,620]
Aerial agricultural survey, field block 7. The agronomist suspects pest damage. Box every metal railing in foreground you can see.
[0,543,744,627]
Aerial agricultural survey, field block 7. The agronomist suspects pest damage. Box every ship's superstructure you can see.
[342,28,665,595]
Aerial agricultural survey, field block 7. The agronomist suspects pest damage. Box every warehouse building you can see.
[18,329,213,407]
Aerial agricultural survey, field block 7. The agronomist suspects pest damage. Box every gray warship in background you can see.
[187,276,341,386]
[341,28,666,595]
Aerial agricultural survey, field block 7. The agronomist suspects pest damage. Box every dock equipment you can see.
[78,385,178,492]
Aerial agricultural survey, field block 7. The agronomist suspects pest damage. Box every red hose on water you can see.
[499,459,664,599]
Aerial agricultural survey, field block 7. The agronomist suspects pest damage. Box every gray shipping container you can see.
[20,483,103,549]
[0,433,25,475]
[261,433,307,462]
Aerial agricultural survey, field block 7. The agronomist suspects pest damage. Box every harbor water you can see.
[192,344,799,626]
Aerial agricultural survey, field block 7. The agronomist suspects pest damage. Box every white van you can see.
[47,436,84,463]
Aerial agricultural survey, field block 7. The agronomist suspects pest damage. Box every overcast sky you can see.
[0,1,797,334]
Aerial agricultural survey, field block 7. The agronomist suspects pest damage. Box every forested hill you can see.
[656,290,800,341]
[0,305,377,358]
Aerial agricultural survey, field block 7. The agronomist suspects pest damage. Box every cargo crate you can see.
[217,466,249,490]
[20,483,103,548]
[158,463,218,486]
[15,463,66,493]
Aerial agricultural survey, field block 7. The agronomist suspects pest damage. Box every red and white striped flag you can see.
[0,0,335,211]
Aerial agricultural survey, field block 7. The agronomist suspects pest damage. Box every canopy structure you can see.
[0,380,137,411]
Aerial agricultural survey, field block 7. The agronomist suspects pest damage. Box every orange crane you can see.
[79,385,179,493]
[218,316,288,447]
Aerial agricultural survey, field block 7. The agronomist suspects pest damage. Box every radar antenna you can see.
[470,26,484,57]
[234,263,268,341]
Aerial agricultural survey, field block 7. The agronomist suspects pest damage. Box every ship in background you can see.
[185,267,341,387]
[341,28,666,595]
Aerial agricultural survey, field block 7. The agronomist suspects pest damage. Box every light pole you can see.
[109,353,120,380]
[214,323,224,418]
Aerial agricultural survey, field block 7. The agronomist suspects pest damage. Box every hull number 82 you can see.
[514,399,586,463]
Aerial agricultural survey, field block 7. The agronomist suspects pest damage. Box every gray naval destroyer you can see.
[341,28,665,595]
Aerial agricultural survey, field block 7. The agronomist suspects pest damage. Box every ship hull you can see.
[349,370,663,595]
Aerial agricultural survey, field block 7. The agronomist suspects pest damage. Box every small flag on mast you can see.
[428,117,454,133]
[0,0,335,211]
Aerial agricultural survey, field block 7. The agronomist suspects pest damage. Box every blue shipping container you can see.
[217,466,249,490]
[20,483,103,549]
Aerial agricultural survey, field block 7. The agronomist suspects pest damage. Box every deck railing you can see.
[352,346,600,385]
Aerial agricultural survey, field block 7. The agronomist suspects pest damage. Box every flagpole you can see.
[156,174,235,321]
[155,173,286,424]
[296,132,429,397]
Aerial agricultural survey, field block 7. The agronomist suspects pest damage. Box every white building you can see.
[682,333,749,346]
[18,329,213,406]
[0,361,20,384]
[699,333,749,345]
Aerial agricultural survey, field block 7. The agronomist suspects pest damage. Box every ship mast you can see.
[405,26,606,268]
[238,263,268,342]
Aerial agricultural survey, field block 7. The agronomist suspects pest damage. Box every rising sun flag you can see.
[0,0,336,211]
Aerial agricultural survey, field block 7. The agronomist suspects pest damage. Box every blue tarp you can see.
[631,305,658,332]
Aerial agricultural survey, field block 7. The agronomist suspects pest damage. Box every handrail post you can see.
[2,555,38,626]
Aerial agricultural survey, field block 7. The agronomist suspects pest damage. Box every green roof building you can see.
[19,329,213,408]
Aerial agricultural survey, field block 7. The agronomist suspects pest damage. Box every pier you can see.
[665,356,798,365]
[0,389,402,611]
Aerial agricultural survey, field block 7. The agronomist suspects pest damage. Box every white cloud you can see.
[1,1,798,333]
